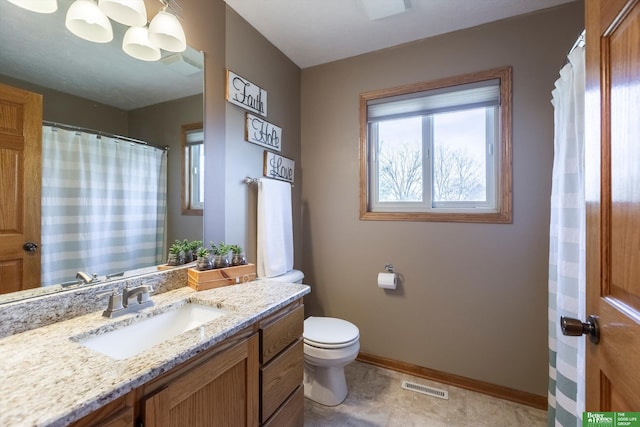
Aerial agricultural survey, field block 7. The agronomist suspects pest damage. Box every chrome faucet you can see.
[76,271,97,284]
[123,284,154,307]
[101,283,154,318]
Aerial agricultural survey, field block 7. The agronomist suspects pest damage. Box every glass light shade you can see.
[122,26,161,62]
[98,0,147,27]
[65,0,113,43]
[148,10,186,53]
[7,0,58,13]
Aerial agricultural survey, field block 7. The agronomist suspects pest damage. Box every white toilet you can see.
[267,270,360,406]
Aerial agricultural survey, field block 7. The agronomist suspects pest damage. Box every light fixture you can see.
[65,0,113,43]
[7,0,58,13]
[98,0,147,27]
[122,26,161,61]
[148,8,186,53]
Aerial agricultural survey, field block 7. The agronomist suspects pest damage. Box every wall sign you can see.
[263,151,295,183]
[245,113,282,152]
[226,70,267,117]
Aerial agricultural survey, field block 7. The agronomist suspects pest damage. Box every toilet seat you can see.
[304,316,360,349]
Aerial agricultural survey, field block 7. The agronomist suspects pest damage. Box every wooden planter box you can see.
[188,264,256,291]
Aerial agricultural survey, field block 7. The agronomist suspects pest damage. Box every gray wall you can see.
[174,0,227,246]
[300,2,584,396]
[0,74,128,135]
[178,1,301,264]
[223,7,302,266]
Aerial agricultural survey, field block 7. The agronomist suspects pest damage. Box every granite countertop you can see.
[0,280,310,427]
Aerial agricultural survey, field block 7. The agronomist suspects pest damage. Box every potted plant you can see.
[195,247,212,271]
[186,239,203,263]
[180,239,192,263]
[167,242,184,266]
[210,241,230,269]
[229,244,247,266]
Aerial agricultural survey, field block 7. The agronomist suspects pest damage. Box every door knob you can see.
[560,315,600,344]
[23,242,39,252]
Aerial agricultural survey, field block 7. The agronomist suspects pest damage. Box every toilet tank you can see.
[268,269,304,283]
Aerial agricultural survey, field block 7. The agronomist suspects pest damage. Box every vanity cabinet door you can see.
[142,334,259,427]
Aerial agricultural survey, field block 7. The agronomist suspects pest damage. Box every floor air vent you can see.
[401,381,449,400]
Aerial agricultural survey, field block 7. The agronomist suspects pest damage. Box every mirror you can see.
[0,0,204,303]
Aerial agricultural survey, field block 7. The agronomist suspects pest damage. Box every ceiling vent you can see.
[160,52,204,76]
[361,0,412,21]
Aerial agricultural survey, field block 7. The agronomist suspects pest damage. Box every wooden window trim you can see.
[181,122,204,216]
[359,66,513,223]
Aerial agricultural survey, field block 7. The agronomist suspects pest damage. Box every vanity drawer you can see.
[262,385,304,427]
[260,338,304,423]
[260,303,303,364]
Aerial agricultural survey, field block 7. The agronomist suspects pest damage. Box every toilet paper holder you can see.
[384,263,395,272]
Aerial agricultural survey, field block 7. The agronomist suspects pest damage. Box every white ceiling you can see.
[0,0,576,109]
[224,0,577,69]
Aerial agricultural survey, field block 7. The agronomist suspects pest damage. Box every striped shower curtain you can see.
[547,43,585,426]
[41,126,167,286]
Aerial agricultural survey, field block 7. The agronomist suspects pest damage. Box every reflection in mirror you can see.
[40,124,168,287]
[182,123,205,215]
[0,0,204,302]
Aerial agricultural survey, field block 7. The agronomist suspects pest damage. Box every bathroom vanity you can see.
[0,273,309,427]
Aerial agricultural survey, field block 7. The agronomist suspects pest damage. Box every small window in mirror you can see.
[182,123,204,215]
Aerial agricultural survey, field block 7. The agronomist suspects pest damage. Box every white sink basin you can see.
[77,303,229,360]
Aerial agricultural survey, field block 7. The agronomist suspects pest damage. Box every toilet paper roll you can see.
[378,272,397,290]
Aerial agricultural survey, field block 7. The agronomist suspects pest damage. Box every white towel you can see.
[257,179,294,278]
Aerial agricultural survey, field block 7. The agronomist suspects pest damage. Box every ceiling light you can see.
[98,0,147,27]
[7,0,58,13]
[65,0,114,43]
[148,9,186,53]
[122,26,161,61]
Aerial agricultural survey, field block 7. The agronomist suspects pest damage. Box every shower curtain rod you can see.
[568,30,585,55]
[43,121,169,152]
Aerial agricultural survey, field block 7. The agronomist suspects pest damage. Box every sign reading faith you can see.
[263,151,294,183]
[226,70,267,117]
[245,113,282,152]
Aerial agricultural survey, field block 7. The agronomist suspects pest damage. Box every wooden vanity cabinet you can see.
[70,298,305,427]
[258,301,304,427]
[68,392,135,427]
[139,331,259,427]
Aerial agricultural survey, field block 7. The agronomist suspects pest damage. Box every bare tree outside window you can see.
[378,142,422,201]
[378,142,484,203]
[376,110,486,204]
[432,145,485,202]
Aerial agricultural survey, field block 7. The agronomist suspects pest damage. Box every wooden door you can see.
[585,0,640,410]
[143,334,259,427]
[0,83,42,294]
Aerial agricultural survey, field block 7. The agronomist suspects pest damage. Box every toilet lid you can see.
[304,316,359,348]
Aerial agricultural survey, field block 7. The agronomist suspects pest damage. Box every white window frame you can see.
[359,67,512,223]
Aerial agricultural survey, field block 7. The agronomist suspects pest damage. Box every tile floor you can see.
[303,361,547,427]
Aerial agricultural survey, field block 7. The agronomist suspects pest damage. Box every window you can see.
[182,123,204,215]
[360,67,512,223]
